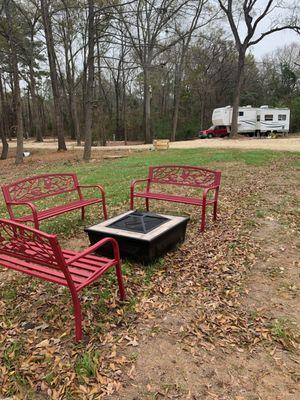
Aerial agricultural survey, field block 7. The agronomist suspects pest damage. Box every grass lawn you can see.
[0,148,288,236]
[40,148,285,206]
[0,148,299,399]
[0,148,285,202]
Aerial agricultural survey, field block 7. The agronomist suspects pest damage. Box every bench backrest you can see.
[148,165,221,188]
[2,173,79,203]
[0,219,66,270]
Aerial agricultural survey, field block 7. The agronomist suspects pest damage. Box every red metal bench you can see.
[1,173,108,229]
[130,165,221,232]
[0,219,125,341]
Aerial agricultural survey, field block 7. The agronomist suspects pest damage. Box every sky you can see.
[219,0,300,59]
[250,30,299,59]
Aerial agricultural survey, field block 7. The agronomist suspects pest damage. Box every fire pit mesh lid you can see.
[108,212,169,234]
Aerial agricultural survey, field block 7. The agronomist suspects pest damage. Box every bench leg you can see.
[70,290,83,341]
[200,203,206,232]
[145,198,149,211]
[213,188,219,221]
[116,262,126,301]
[130,194,134,210]
[102,198,108,220]
[213,201,218,221]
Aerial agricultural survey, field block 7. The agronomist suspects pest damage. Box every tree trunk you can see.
[30,80,43,142]
[70,54,81,146]
[27,90,33,137]
[230,50,245,137]
[66,63,81,145]
[171,88,179,142]
[171,51,185,142]
[0,128,9,160]
[200,99,205,130]
[122,77,127,145]
[5,0,23,164]
[63,32,81,146]
[83,0,95,161]
[40,0,66,150]
[143,68,151,144]
[114,80,122,140]
[160,81,166,117]
[12,53,23,165]
[171,37,193,142]
[39,97,47,136]
[96,41,108,146]
[0,72,9,159]
[71,95,81,145]
[29,26,43,142]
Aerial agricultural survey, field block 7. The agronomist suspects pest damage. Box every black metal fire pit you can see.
[85,211,189,264]
[109,211,169,233]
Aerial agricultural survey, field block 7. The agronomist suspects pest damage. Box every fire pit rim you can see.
[108,211,170,234]
[85,210,189,242]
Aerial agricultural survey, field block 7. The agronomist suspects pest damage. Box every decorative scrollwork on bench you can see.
[6,174,76,202]
[151,166,217,187]
[0,221,59,267]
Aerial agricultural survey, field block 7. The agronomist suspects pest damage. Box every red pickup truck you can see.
[199,125,228,138]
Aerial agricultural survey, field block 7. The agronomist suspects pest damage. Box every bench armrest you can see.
[202,185,220,201]
[130,178,150,192]
[7,201,39,228]
[77,184,106,198]
[66,237,120,266]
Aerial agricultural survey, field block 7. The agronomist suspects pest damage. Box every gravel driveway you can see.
[172,137,300,152]
[5,136,300,152]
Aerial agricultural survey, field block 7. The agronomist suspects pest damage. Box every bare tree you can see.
[111,0,202,143]
[40,0,67,150]
[83,0,95,160]
[103,31,132,141]
[57,0,82,145]
[218,0,299,137]
[170,0,215,141]
[3,0,24,164]
[0,70,9,159]
[19,3,44,142]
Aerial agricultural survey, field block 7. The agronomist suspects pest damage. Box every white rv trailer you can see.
[212,105,290,135]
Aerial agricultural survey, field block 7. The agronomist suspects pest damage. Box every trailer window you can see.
[264,114,273,121]
[238,111,244,116]
[278,114,286,121]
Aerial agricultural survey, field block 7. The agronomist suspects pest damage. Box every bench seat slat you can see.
[0,253,114,287]
[25,243,110,274]
[0,254,84,284]
[15,198,102,223]
[133,192,215,205]
[0,255,69,286]
[62,249,112,265]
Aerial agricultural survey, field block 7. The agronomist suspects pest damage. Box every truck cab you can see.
[199,125,228,138]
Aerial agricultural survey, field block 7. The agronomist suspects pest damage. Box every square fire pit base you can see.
[85,211,189,264]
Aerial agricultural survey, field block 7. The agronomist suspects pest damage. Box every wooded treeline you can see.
[0,0,299,163]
